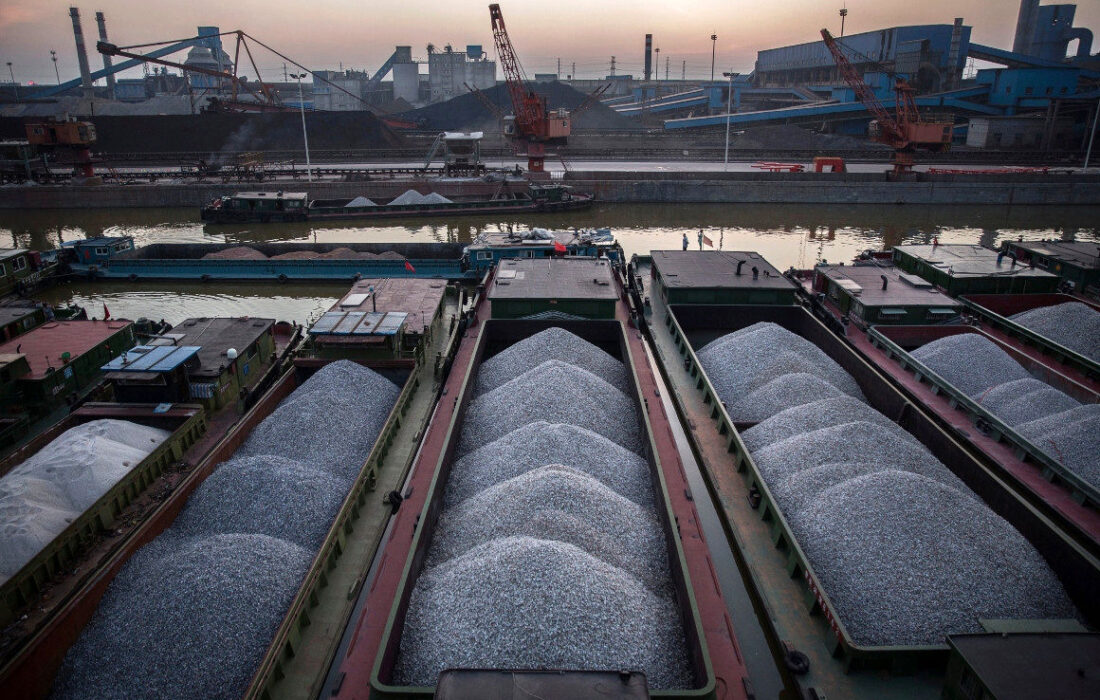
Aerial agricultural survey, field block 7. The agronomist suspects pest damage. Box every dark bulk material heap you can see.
[53,361,401,700]
[702,323,1078,646]
[1009,301,1100,362]
[911,334,1100,489]
[396,328,693,688]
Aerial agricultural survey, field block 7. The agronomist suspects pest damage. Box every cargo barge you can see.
[997,239,1100,297]
[629,250,1099,699]
[62,232,621,282]
[200,184,591,224]
[327,258,753,699]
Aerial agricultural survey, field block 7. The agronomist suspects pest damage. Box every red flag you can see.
[102,303,111,321]
[553,240,567,254]
[702,234,714,247]
[404,259,416,273]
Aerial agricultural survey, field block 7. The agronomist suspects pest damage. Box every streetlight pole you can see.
[51,50,61,84]
[1085,95,1100,171]
[723,71,735,171]
[291,73,313,183]
[710,34,717,83]
[6,63,17,100]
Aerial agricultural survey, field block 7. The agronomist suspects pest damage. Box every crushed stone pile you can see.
[420,192,452,204]
[53,361,402,697]
[457,359,643,456]
[474,327,630,396]
[428,465,668,588]
[1016,404,1100,489]
[395,537,692,689]
[910,333,1032,396]
[268,250,320,260]
[172,455,347,550]
[740,396,916,452]
[201,246,267,260]
[387,189,428,206]
[698,323,863,421]
[202,246,404,262]
[344,195,376,207]
[796,471,1077,646]
[976,378,1080,427]
[1010,302,1100,362]
[445,421,653,507]
[52,533,312,700]
[1,420,169,582]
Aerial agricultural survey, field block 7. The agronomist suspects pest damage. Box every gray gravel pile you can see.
[53,533,313,700]
[751,422,968,497]
[910,334,1032,396]
[698,323,864,403]
[457,360,643,455]
[395,537,692,689]
[728,373,849,422]
[445,421,653,507]
[1015,404,1100,489]
[1010,302,1100,362]
[795,471,1077,646]
[475,327,630,396]
[428,465,668,588]
[240,360,401,479]
[975,378,1080,427]
[741,397,916,451]
[172,455,347,550]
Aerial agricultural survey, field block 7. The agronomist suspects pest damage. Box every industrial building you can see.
[428,45,496,104]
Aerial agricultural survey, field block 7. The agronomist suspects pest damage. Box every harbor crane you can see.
[820,28,953,174]
[487,3,607,173]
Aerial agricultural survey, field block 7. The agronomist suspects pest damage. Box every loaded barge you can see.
[200,183,591,224]
[327,257,753,699]
[630,250,1099,699]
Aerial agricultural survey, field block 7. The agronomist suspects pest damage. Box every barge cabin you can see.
[466,228,621,271]
[650,251,796,306]
[60,237,136,267]
[998,239,1100,296]
[488,257,619,320]
[0,306,46,342]
[891,244,1060,296]
[812,264,962,327]
[0,249,53,297]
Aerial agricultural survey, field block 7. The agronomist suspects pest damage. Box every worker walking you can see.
[682,233,689,251]
[698,230,704,249]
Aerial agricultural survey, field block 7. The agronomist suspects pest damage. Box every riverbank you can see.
[3,170,1098,208]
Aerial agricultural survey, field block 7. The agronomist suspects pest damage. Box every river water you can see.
[2,203,1097,325]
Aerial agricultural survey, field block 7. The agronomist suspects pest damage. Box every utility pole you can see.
[5,63,16,100]
[723,71,735,170]
[610,56,616,77]
[840,5,848,37]
[1085,96,1100,170]
[283,63,288,82]
[572,61,576,80]
[51,50,61,84]
[682,60,686,81]
[666,56,670,81]
[290,73,313,182]
[710,33,717,82]
[654,47,660,81]
[557,57,561,78]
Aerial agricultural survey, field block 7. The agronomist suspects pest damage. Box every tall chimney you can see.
[95,11,115,99]
[1013,0,1040,56]
[70,7,94,99]
[644,34,652,82]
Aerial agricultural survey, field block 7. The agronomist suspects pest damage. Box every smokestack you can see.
[1013,0,1039,55]
[69,7,94,99]
[95,11,115,98]
[644,34,652,82]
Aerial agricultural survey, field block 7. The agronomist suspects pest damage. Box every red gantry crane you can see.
[820,28,953,174]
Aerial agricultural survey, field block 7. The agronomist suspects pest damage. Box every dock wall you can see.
[2,172,1098,208]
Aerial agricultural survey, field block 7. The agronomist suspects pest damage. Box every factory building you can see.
[754,21,970,93]
[183,27,233,91]
[428,45,495,103]
[312,70,370,111]
[1013,0,1093,61]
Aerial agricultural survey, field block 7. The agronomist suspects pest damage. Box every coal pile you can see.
[698,322,863,421]
[52,534,312,700]
[797,471,1076,646]
[1010,302,1100,362]
[394,537,692,689]
[54,361,402,698]
[397,328,692,689]
[475,327,630,396]
[445,421,653,507]
[396,82,638,131]
[457,359,643,456]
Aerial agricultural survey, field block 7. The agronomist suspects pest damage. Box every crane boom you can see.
[489,3,546,137]
[819,28,903,142]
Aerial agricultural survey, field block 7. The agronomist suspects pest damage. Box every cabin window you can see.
[12,257,27,272]
[95,247,109,256]
[476,251,492,261]
[0,265,6,278]
[112,242,130,252]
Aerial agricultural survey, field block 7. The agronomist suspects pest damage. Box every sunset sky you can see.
[3,0,1098,85]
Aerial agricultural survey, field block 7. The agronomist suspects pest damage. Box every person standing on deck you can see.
[697,230,704,249]
[682,233,689,251]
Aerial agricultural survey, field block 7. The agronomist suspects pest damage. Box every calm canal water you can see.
[2,203,1097,325]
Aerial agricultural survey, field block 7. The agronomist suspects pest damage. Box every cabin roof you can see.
[817,264,961,308]
[0,320,132,380]
[489,258,618,300]
[653,250,793,291]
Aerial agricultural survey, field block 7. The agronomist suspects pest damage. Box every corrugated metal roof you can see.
[101,345,201,373]
[308,311,408,336]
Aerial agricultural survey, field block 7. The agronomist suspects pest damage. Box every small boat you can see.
[200,183,593,224]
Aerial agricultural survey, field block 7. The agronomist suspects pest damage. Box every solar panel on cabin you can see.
[310,312,346,334]
[341,293,370,308]
[928,308,959,315]
[353,312,386,335]
[373,312,408,335]
[102,345,201,372]
[333,312,367,334]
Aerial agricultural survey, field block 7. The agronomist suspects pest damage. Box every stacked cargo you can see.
[1008,301,1100,363]
[52,361,401,699]
[395,327,693,688]
[700,322,1079,647]
[911,334,1099,489]
[0,420,170,584]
